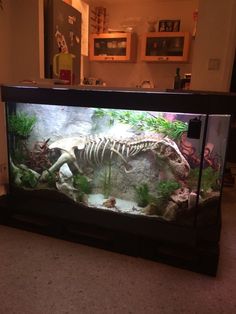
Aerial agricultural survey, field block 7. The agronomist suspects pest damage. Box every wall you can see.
[71,0,90,80]
[0,0,12,84]
[0,0,44,185]
[191,0,236,92]
[0,0,11,184]
[10,0,43,83]
[0,0,44,84]
[88,0,199,89]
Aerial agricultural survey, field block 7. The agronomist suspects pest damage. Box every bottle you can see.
[174,67,181,90]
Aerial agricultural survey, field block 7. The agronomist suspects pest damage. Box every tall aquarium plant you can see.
[155,180,181,207]
[187,167,220,196]
[73,174,92,202]
[101,160,112,199]
[8,112,37,163]
[133,183,151,207]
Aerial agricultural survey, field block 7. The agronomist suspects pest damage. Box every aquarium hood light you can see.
[52,87,70,90]
[13,85,39,89]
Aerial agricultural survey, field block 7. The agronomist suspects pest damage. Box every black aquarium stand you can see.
[1,84,236,276]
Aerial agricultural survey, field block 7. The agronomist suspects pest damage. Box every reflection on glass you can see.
[94,38,127,56]
[146,36,184,56]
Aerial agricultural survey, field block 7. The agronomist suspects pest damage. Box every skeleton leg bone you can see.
[40,151,82,181]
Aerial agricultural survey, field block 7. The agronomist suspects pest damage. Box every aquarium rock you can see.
[10,159,40,187]
[188,191,198,208]
[143,203,160,216]
[102,197,117,208]
[162,201,179,220]
[58,163,73,183]
[56,181,79,202]
[171,187,189,206]
[154,137,190,179]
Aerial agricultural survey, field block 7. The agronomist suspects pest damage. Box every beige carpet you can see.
[0,185,236,314]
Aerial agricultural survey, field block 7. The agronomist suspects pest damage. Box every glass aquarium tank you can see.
[1,85,235,275]
[6,104,229,226]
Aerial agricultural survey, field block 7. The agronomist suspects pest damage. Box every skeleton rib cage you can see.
[76,135,161,167]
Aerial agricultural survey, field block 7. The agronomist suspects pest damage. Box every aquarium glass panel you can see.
[197,114,230,226]
[6,102,212,226]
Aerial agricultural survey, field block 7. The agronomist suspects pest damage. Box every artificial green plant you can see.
[73,174,92,202]
[101,161,112,198]
[92,109,188,140]
[8,112,37,164]
[187,167,220,194]
[154,180,181,207]
[8,112,37,138]
[133,183,151,207]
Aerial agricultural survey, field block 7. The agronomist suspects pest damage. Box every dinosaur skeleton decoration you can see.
[41,135,190,180]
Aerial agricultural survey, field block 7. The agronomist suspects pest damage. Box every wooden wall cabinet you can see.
[89,32,136,62]
[141,32,190,62]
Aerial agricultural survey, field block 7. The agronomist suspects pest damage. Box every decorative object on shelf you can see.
[53,52,75,85]
[137,80,154,88]
[147,19,157,32]
[82,77,106,86]
[158,20,180,32]
[173,70,191,90]
[181,73,191,90]
[90,6,108,34]
[120,16,142,33]
[174,67,181,89]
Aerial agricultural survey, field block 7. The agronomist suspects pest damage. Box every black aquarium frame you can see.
[1,84,236,276]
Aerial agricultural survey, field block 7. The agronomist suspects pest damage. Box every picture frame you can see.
[158,20,180,32]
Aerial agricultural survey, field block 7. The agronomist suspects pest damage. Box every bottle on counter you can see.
[174,67,181,90]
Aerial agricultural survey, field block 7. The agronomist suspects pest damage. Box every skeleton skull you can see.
[155,138,190,179]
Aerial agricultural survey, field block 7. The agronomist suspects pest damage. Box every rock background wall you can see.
[17,103,94,149]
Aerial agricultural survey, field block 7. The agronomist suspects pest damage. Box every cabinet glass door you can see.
[141,32,190,62]
[94,38,127,57]
[146,36,184,57]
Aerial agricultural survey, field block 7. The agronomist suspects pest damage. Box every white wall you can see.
[191,0,236,92]
[10,0,43,83]
[71,0,90,80]
[0,0,44,85]
[0,1,44,186]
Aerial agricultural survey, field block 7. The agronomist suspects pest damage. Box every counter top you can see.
[1,84,236,114]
